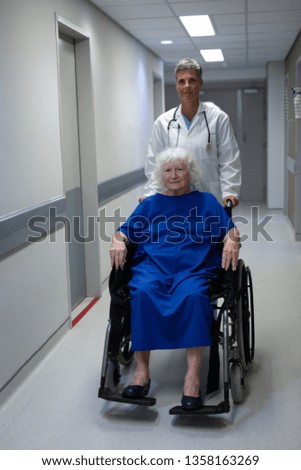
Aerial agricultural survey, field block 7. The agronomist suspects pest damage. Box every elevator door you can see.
[240,89,266,201]
[202,88,266,202]
[59,33,86,309]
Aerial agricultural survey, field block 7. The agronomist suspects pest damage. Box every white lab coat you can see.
[144,102,241,203]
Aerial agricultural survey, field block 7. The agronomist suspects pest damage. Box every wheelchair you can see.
[98,208,255,415]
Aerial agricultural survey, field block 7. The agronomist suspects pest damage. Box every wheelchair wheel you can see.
[117,335,134,366]
[230,362,244,404]
[246,266,255,361]
[235,260,254,373]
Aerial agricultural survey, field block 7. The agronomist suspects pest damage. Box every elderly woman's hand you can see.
[222,227,240,271]
[109,232,128,270]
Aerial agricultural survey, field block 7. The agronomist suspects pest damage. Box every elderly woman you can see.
[109,147,240,410]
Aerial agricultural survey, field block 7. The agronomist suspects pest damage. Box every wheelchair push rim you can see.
[246,266,255,361]
[235,260,255,373]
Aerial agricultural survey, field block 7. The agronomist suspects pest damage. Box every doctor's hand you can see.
[109,233,128,270]
[222,228,240,271]
[223,195,239,207]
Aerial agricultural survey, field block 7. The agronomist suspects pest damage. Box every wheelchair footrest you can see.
[169,401,230,415]
[99,388,156,406]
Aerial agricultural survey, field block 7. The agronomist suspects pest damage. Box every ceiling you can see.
[89,0,301,84]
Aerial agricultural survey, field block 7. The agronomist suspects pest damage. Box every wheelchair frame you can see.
[98,257,255,415]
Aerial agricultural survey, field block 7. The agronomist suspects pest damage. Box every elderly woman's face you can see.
[162,159,191,195]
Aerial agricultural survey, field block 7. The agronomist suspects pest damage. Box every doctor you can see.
[143,58,241,206]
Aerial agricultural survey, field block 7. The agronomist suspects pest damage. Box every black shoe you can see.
[122,380,151,399]
[181,393,203,411]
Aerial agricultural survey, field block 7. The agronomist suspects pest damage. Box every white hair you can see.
[152,147,201,191]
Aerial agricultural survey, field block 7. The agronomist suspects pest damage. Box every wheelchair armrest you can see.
[208,266,238,301]
[109,242,137,295]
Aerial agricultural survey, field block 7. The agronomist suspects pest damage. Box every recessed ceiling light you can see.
[160,40,173,45]
[200,49,224,62]
[179,15,215,37]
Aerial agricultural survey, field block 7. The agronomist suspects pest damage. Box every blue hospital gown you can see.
[118,191,235,351]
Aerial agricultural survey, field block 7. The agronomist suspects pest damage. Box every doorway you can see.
[56,16,101,312]
[201,86,266,202]
[294,58,301,240]
[153,74,164,119]
[58,33,86,309]
[239,88,266,202]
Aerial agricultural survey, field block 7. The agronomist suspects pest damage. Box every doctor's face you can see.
[162,159,191,196]
[175,69,203,104]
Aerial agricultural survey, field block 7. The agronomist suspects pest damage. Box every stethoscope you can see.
[167,105,212,151]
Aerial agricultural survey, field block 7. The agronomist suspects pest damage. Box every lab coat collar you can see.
[177,101,205,118]
[176,102,205,131]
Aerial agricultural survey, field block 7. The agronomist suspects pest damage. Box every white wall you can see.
[0,0,163,392]
[0,0,62,216]
[0,228,69,389]
[267,61,285,209]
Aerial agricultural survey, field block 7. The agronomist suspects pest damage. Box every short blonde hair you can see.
[152,147,201,191]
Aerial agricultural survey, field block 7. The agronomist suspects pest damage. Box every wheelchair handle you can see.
[225,199,233,217]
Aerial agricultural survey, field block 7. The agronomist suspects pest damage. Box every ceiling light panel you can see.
[200,49,224,62]
[179,15,215,37]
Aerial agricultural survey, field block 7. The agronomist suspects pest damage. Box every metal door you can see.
[58,33,86,309]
